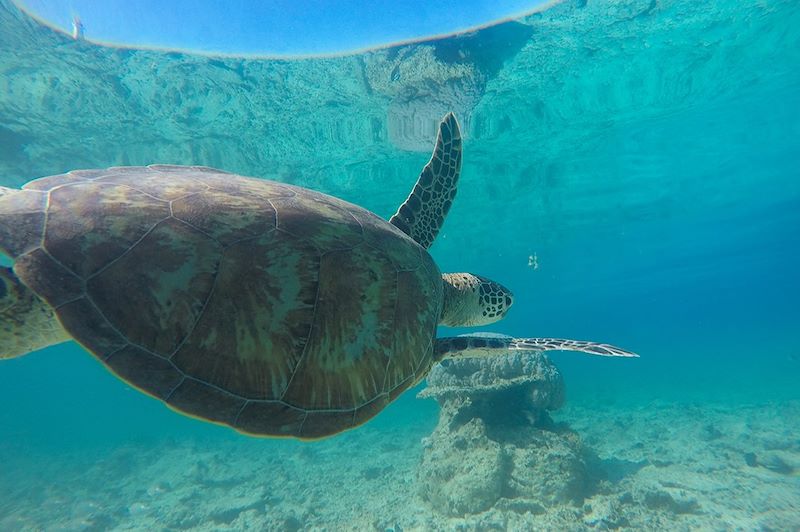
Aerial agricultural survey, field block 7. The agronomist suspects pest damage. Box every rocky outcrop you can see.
[417,349,592,516]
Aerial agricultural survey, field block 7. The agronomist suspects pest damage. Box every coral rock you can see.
[417,352,590,515]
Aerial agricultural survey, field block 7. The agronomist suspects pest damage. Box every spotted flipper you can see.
[390,112,462,249]
[0,267,68,359]
[435,335,638,361]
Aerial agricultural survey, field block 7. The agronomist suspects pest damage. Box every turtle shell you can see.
[1,165,442,439]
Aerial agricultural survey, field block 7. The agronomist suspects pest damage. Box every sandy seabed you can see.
[1,400,798,531]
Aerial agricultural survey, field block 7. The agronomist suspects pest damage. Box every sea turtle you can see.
[0,113,636,439]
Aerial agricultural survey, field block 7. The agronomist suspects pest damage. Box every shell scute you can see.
[22,169,109,191]
[97,167,210,201]
[0,189,47,257]
[349,206,423,271]
[272,192,363,253]
[235,401,307,437]
[56,298,128,359]
[354,394,391,427]
[14,248,83,307]
[171,188,276,246]
[106,345,183,400]
[299,410,355,439]
[200,172,296,200]
[384,270,440,393]
[167,379,246,426]
[282,244,397,410]
[171,231,319,400]
[87,217,222,357]
[45,182,170,278]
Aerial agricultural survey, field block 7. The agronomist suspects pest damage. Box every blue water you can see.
[1,0,799,529]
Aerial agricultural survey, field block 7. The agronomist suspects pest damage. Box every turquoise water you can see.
[1,0,799,529]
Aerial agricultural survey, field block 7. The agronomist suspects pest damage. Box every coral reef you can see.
[417,349,592,516]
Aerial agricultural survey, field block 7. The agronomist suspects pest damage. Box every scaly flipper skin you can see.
[0,267,68,359]
[390,112,462,249]
[435,336,639,361]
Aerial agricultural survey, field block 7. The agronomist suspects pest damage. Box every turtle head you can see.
[439,273,514,327]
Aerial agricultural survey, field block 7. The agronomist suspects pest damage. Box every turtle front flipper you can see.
[390,112,462,249]
[435,335,639,361]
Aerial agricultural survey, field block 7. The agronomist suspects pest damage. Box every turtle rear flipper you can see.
[0,267,68,359]
[435,335,639,361]
[390,112,462,249]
